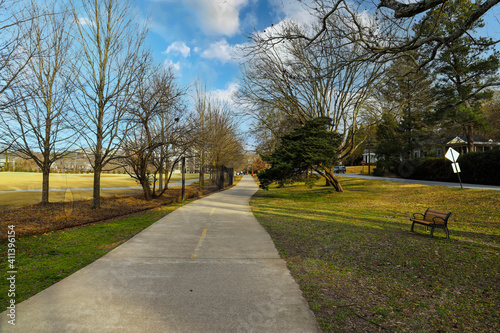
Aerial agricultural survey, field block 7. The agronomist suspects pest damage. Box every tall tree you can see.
[0,0,35,110]
[482,97,500,139]
[249,106,301,155]
[72,0,148,208]
[0,1,75,204]
[275,0,499,67]
[239,19,385,185]
[380,54,435,158]
[191,83,244,188]
[191,80,209,190]
[122,63,185,200]
[420,0,500,152]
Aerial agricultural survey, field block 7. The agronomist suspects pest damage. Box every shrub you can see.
[458,149,500,185]
[393,150,500,185]
[401,157,455,182]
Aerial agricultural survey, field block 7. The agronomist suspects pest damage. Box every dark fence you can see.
[213,165,234,189]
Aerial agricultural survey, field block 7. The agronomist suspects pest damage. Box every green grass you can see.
[0,200,190,310]
[0,172,199,208]
[0,172,199,191]
[250,177,500,332]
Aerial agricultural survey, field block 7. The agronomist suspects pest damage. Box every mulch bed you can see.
[0,185,219,240]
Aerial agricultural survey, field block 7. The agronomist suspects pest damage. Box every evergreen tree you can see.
[258,117,343,191]
[381,54,435,159]
[375,112,405,174]
[418,0,500,152]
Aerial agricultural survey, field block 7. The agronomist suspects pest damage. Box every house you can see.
[411,134,500,159]
[444,135,500,155]
[362,150,378,164]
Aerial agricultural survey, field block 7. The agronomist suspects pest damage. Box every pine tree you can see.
[258,117,343,191]
[418,0,500,152]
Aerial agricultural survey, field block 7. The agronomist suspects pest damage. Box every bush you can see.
[399,158,455,182]
[458,150,500,185]
[393,150,500,185]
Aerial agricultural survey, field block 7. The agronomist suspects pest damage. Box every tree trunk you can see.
[158,168,163,192]
[199,151,205,190]
[141,178,152,200]
[92,165,102,209]
[41,167,50,205]
[314,166,344,192]
[325,169,344,192]
[465,124,474,152]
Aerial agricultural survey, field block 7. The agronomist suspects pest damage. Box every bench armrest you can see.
[412,213,425,219]
[432,216,447,224]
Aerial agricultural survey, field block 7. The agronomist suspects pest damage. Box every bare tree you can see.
[239,20,385,190]
[192,84,244,187]
[191,80,210,189]
[280,0,499,66]
[0,0,34,104]
[71,0,148,209]
[249,106,301,155]
[0,1,75,204]
[122,63,186,200]
[205,100,244,173]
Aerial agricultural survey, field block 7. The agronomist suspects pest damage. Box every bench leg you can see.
[430,227,435,238]
[445,228,450,239]
[411,222,415,232]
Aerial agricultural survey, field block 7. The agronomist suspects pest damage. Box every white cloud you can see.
[164,41,191,57]
[268,0,317,27]
[185,0,249,36]
[201,39,236,63]
[76,17,95,27]
[164,59,181,72]
[212,81,240,104]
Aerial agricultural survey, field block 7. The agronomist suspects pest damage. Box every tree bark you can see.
[141,178,152,200]
[314,166,344,192]
[465,124,475,153]
[40,147,51,204]
[41,167,50,205]
[199,151,205,190]
[92,165,102,209]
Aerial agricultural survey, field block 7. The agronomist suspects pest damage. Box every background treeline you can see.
[0,0,246,206]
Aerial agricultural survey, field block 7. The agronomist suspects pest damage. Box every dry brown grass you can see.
[0,185,219,240]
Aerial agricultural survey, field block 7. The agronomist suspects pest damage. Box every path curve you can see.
[1,175,319,333]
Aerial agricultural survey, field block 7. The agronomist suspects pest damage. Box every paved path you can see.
[340,173,500,191]
[1,176,319,333]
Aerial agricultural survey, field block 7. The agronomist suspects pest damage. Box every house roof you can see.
[445,134,498,145]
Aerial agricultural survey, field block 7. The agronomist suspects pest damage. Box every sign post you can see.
[445,147,463,189]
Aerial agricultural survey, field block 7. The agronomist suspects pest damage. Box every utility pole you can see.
[181,156,186,200]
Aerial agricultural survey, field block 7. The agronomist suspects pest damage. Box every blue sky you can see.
[133,0,500,101]
[134,0,314,99]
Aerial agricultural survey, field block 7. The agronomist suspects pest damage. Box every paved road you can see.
[339,173,500,191]
[1,176,319,333]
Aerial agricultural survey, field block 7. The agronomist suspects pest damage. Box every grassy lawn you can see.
[250,177,499,332]
[0,172,199,191]
[0,172,199,208]
[0,201,190,310]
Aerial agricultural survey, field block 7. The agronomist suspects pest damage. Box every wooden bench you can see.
[410,209,452,239]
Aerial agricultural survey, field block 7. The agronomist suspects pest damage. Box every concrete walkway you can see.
[1,176,319,333]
